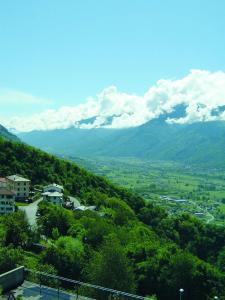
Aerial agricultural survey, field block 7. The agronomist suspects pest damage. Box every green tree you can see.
[217,246,225,273]
[1,211,31,247]
[37,202,74,237]
[42,236,84,279]
[84,236,136,298]
[0,246,23,273]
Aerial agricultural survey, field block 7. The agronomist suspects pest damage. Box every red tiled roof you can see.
[0,189,15,195]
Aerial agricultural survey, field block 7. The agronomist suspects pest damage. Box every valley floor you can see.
[73,156,225,226]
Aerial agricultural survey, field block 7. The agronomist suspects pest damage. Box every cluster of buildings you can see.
[0,175,31,215]
[41,183,96,212]
[0,174,96,216]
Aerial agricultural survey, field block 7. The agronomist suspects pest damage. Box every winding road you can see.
[19,198,42,226]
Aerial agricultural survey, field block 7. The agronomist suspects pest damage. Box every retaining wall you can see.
[0,266,24,292]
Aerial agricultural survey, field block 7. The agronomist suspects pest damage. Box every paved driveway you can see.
[19,198,42,226]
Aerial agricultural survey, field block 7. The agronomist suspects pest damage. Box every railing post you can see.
[57,278,60,300]
[75,284,79,300]
[39,276,41,295]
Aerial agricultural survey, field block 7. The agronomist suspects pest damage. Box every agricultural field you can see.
[73,156,225,225]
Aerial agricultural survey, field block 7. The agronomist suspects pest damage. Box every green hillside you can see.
[0,124,20,142]
[0,137,225,299]
[0,137,144,212]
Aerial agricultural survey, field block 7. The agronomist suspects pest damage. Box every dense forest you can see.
[0,137,225,299]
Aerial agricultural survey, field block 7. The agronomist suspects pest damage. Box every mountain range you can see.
[16,105,225,168]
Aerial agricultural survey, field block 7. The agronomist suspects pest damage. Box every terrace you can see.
[1,267,150,300]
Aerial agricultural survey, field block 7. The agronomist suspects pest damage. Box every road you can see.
[19,198,42,226]
[206,211,215,224]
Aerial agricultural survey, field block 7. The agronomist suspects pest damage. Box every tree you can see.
[1,211,31,247]
[42,236,84,279]
[158,251,224,300]
[84,236,136,298]
[138,203,168,228]
[37,202,74,237]
[0,246,23,273]
[217,246,225,273]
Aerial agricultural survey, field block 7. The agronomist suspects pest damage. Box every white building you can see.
[42,191,63,206]
[43,183,64,193]
[0,189,15,215]
[7,175,30,200]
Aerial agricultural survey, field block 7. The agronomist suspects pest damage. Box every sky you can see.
[0,0,225,131]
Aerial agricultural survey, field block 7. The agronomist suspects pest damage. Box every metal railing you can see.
[24,268,151,300]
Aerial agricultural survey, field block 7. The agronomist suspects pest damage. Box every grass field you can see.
[16,201,29,206]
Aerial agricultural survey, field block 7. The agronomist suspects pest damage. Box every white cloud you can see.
[0,89,53,105]
[2,69,225,132]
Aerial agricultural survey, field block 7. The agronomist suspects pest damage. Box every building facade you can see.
[42,191,63,206]
[43,183,64,194]
[0,189,15,215]
[7,175,30,200]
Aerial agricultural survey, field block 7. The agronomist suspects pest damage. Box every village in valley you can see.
[0,174,96,220]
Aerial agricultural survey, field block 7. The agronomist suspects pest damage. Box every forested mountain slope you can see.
[0,137,144,212]
[0,124,19,142]
[0,137,224,299]
[19,120,225,167]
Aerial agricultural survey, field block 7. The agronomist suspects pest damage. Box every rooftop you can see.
[0,188,15,195]
[42,191,63,197]
[0,177,7,183]
[68,196,81,207]
[74,205,96,211]
[7,175,30,182]
[44,183,64,190]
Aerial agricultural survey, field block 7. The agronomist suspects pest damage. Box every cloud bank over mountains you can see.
[2,69,225,132]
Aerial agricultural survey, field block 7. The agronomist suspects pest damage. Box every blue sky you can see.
[0,0,225,121]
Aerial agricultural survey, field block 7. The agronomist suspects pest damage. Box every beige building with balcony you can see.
[7,175,30,200]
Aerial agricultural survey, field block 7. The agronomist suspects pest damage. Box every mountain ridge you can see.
[0,124,20,142]
[18,117,225,167]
